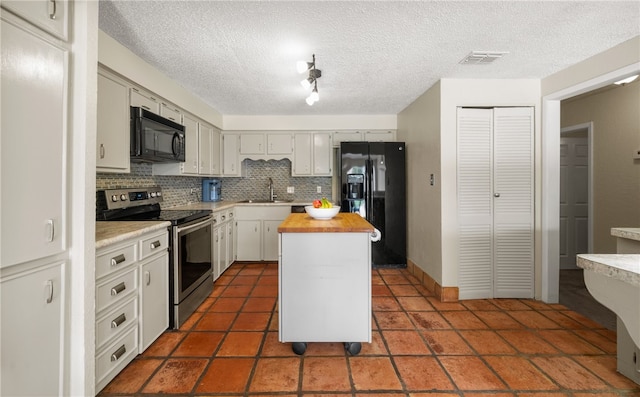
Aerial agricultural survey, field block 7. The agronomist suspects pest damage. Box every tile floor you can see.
[98,262,640,396]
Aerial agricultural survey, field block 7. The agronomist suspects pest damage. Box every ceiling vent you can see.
[459,51,509,64]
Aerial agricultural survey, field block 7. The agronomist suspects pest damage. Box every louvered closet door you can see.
[457,107,534,299]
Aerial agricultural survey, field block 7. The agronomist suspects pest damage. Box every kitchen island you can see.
[278,212,375,355]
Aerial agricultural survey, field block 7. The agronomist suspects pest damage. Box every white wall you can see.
[223,114,397,131]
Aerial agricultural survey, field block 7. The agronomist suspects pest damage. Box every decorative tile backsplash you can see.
[96,159,333,208]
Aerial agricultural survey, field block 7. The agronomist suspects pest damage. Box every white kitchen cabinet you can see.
[236,220,262,261]
[97,69,131,173]
[1,262,65,396]
[227,212,236,268]
[240,133,265,155]
[201,122,222,176]
[130,87,159,114]
[95,228,169,392]
[263,220,281,261]
[364,130,396,142]
[199,123,212,175]
[332,130,363,147]
[222,133,242,176]
[160,102,182,124]
[212,209,235,278]
[1,13,67,268]
[212,226,221,281]
[1,0,68,40]
[268,133,294,155]
[292,132,332,176]
[210,126,222,175]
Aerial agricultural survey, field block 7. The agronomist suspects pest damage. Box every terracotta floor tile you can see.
[490,299,532,311]
[532,356,610,390]
[517,393,570,397]
[260,331,297,357]
[415,285,434,296]
[440,311,488,329]
[462,299,500,311]
[573,329,617,354]
[484,355,559,390]
[573,355,640,389]
[232,312,271,331]
[388,284,421,296]
[215,274,235,285]
[439,356,507,390]
[195,297,215,312]
[249,357,301,392]
[100,358,163,394]
[539,310,585,329]
[393,356,454,391]
[371,274,386,285]
[302,357,351,392]
[349,357,402,391]
[179,310,204,331]
[142,331,185,357]
[359,331,389,355]
[239,266,264,276]
[372,284,393,296]
[558,310,606,329]
[458,330,516,355]
[396,296,435,311]
[196,357,254,393]
[383,330,431,355]
[243,297,277,312]
[304,341,346,356]
[141,358,208,394]
[256,275,278,285]
[217,331,264,356]
[381,274,411,284]
[230,275,259,285]
[210,297,246,312]
[375,311,415,329]
[221,285,254,297]
[172,331,224,357]
[251,285,278,297]
[497,330,559,354]
[195,312,236,331]
[508,310,561,329]
[521,299,558,311]
[536,329,604,354]
[372,296,402,311]
[407,311,452,330]
[422,330,474,355]
[474,310,524,330]
[426,297,467,311]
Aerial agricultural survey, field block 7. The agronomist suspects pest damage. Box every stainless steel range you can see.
[97,186,213,329]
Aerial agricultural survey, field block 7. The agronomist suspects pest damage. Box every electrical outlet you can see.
[190,188,196,194]
[316,186,321,193]
[287,186,294,194]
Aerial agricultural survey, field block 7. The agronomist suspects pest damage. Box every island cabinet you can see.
[278,213,374,355]
[95,224,169,393]
[235,205,291,261]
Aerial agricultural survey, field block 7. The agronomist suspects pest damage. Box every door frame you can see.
[560,121,594,259]
[541,62,640,302]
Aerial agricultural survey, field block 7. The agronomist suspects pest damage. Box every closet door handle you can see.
[494,193,501,198]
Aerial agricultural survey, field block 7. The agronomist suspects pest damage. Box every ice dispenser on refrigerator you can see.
[202,179,221,202]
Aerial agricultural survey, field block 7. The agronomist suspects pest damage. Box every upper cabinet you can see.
[160,102,181,124]
[333,131,363,146]
[130,87,159,114]
[267,133,294,155]
[222,133,241,176]
[292,132,332,176]
[238,132,293,159]
[97,69,131,173]
[240,133,264,155]
[1,0,68,40]
[332,130,396,147]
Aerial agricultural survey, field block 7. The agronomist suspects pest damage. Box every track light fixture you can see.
[297,54,321,105]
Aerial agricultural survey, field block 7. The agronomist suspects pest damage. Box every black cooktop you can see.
[98,203,211,225]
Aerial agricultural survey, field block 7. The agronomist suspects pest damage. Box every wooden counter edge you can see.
[278,213,375,233]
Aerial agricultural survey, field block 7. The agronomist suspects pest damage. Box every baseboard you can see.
[407,259,459,302]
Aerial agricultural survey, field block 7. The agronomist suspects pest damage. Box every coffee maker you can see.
[202,179,221,202]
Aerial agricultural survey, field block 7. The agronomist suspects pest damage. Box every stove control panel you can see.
[97,186,164,211]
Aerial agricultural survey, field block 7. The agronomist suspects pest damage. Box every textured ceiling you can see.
[98,1,640,116]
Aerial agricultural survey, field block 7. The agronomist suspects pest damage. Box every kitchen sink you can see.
[238,199,294,203]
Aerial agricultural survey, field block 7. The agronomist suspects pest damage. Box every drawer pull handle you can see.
[44,280,54,304]
[110,254,126,267]
[110,345,126,362]
[110,282,126,296]
[49,0,57,20]
[221,215,226,221]
[145,270,151,286]
[150,240,161,249]
[111,313,126,328]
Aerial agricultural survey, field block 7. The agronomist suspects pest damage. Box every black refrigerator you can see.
[340,142,406,267]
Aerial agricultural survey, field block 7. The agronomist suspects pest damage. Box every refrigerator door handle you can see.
[367,159,373,222]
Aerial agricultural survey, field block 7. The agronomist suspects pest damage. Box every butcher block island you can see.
[277,213,375,355]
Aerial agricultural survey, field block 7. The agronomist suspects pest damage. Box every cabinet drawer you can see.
[139,232,168,261]
[95,325,138,392]
[96,267,138,313]
[96,297,138,350]
[96,243,137,279]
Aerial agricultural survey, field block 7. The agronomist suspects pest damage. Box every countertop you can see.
[278,213,374,233]
[96,221,171,249]
[577,254,640,287]
[611,228,640,242]
[173,200,312,211]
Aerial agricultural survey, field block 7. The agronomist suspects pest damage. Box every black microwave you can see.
[130,107,186,163]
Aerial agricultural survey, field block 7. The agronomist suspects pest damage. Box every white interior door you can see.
[559,135,589,269]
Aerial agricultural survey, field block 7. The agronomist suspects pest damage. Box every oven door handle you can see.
[175,215,213,234]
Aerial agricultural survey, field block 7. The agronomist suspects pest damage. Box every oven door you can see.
[173,216,213,304]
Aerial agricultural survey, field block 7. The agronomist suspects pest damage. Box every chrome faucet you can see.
[268,177,277,202]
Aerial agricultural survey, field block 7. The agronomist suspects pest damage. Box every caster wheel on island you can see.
[344,342,362,356]
[292,342,307,355]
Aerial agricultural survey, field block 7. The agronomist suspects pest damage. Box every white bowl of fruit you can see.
[305,198,340,220]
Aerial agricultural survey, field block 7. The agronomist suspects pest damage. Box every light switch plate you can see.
[316,186,322,193]
[287,186,294,193]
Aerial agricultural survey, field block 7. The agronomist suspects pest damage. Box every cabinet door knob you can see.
[45,219,55,242]
[44,280,54,304]
[49,0,57,19]
[145,270,151,286]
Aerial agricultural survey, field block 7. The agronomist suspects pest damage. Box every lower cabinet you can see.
[236,220,262,261]
[236,205,290,261]
[212,209,236,280]
[1,262,65,396]
[95,228,169,393]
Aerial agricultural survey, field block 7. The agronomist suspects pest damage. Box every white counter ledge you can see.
[611,228,640,242]
[96,221,171,249]
[576,254,640,286]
